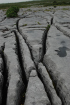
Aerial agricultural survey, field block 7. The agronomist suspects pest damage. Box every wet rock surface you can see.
[0,6,70,105]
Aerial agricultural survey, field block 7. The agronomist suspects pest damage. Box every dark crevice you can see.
[1,52,9,105]
[11,30,28,105]
[12,30,27,86]
[38,23,62,104]
[37,65,52,105]
[41,25,51,62]
[16,18,62,104]
[16,19,20,33]
[34,63,53,104]
[16,19,34,62]
[0,17,6,22]
[42,62,63,105]
[40,21,62,104]
[51,17,53,25]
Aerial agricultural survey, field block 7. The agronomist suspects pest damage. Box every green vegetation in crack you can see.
[23,24,27,27]
[46,24,51,31]
[6,6,19,17]
[37,22,41,25]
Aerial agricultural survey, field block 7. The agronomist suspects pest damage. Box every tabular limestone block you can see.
[16,32,35,80]
[4,33,25,105]
[24,70,51,105]
[38,63,62,105]
[43,25,70,105]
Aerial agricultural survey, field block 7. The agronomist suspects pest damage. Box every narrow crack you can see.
[0,17,6,23]
[11,30,28,105]
[41,24,51,62]
[12,30,27,86]
[16,19,34,62]
[1,51,9,105]
[16,17,62,104]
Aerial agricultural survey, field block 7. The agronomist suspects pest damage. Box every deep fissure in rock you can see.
[12,30,27,86]
[41,25,51,62]
[16,19,34,62]
[1,52,9,105]
[43,62,63,105]
[16,18,62,104]
[12,30,28,105]
[38,24,62,104]
[51,17,53,25]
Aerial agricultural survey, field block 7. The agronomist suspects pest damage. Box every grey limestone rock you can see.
[4,33,25,105]
[24,70,51,105]
[38,63,62,105]
[15,32,35,80]
[43,25,70,105]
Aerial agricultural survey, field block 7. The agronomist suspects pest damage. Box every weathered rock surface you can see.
[43,25,70,105]
[4,32,25,105]
[24,70,51,105]
[38,63,62,105]
[0,6,70,105]
[15,31,35,80]
[55,23,70,37]
[18,12,52,65]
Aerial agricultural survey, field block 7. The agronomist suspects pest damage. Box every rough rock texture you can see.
[0,6,70,105]
[55,23,70,37]
[24,70,51,105]
[18,12,52,65]
[4,32,25,105]
[15,31,35,80]
[38,63,62,105]
[43,25,70,105]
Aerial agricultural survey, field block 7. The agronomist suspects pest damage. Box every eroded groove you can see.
[12,30,27,86]
[12,30,36,105]
[43,59,64,105]
[16,18,62,104]
[38,63,62,105]
[41,24,51,61]
[16,19,35,63]
[40,23,62,104]
[1,51,9,105]
[11,30,27,105]
[51,17,53,25]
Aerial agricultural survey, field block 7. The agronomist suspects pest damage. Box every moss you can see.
[23,24,27,27]
[37,22,41,25]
